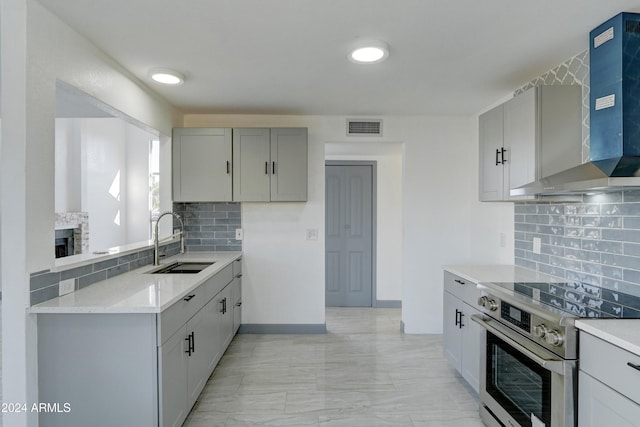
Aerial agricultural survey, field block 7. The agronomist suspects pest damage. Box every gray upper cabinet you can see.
[479,104,505,201]
[232,128,272,201]
[233,127,308,202]
[479,85,582,202]
[173,128,233,202]
[270,128,308,201]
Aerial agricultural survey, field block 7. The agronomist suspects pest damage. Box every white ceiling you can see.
[39,0,640,116]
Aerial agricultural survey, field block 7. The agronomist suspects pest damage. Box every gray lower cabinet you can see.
[37,262,241,427]
[442,271,482,393]
[578,332,640,426]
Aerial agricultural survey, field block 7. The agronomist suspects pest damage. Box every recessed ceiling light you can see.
[349,40,389,64]
[149,68,185,85]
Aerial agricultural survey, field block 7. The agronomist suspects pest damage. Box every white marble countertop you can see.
[576,319,640,356]
[443,264,561,284]
[29,252,242,315]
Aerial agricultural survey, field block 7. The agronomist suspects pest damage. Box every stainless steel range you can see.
[473,281,579,427]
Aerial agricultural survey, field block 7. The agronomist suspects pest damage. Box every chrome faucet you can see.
[154,211,185,265]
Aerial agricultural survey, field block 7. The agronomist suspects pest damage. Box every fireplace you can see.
[55,229,75,258]
[55,212,89,258]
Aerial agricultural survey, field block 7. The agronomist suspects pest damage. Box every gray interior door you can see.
[325,164,373,307]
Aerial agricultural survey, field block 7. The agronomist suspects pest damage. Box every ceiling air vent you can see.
[347,119,383,136]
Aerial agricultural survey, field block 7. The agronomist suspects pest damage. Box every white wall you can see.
[325,141,403,302]
[1,1,181,425]
[184,114,515,333]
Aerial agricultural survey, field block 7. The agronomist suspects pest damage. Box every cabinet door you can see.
[159,326,188,427]
[579,372,640,427]
[219,284,235,350]
[186,302,219,408]
[538,85,582,178]
[443,291,462,371]
[233,128,271,201]
[504,88,536,201]
[173,128,232,202]
[231,276,242,333]
[460,303,482,393]
[270,128,308,201]
[479,104,505,201]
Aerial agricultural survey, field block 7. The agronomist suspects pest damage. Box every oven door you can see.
[471,314,576,427]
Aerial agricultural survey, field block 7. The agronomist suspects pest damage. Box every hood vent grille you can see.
[347,119,383,136]
[626,20,640,33]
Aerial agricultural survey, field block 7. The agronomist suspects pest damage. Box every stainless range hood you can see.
[510,156,640,196]
[512,12,640,197]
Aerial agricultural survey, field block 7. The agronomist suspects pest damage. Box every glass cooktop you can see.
[484,281,640,319]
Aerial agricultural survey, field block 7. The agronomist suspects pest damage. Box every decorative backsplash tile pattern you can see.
[514,191,640,317]
[512,280,640,319]
[30,241,182,306]
[515,49,590,162]
[172,202,242,252]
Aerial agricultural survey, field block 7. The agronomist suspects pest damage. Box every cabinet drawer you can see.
[158,284,206,345]
[580,332,640,405]
[205,264,234,301]
[233,257,242,278]
[444,271,479,305]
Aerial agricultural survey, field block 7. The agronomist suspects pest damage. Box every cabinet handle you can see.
[191,332,195,353]
[236,273,243,278]
[265,161,269,175]
[459,312,465,329]
[627,362,640,372]
[454,279,465,285]
[236,301,242,307]
[226,160,230,174]
[272,161,276,175]
[183,294,196,302]
[500,147,507,164]
[220,297,227,314]
[455,309,461,326]
[185,332,194,356]
[495,148,500,165]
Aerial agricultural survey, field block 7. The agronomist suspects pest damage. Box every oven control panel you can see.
[500,301,531,333]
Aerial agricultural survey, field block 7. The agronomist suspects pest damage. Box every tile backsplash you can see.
[515,191,640,301]
[30,241,182,305]
[172,202,242,252]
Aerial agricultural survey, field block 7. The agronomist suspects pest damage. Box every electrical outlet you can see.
[533,237,542,254]
[306,229,318,241]
[59,278,75,296]
[235,228,243,240]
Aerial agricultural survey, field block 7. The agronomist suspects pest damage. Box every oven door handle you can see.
[471,314,567,375]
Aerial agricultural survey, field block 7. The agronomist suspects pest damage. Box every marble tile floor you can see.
[183,307,484,427]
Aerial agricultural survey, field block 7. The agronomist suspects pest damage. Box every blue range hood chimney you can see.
[511,12,640,196]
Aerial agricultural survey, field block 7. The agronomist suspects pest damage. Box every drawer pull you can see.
[236,273,243,278]
[454,279,465,285]
[627,362,640,372]
[183,294,196,302]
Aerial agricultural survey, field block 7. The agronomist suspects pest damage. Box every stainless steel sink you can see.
[148,261,214,274]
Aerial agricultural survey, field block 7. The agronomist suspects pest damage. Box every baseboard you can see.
[238,323,327,334]
[374,300,401,308]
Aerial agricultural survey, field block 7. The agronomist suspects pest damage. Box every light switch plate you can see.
[533,237,541,254]
[235,228,243,240]
[59,278,75,296]
[306,229,319,241]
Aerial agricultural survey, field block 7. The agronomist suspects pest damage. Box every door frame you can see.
[325,160,378,307]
